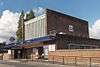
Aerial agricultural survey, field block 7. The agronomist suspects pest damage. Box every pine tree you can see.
[26,10,35,20]
[16,10,25,43]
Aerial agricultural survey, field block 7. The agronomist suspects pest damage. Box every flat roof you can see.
[45,8,88,24]
[2,36,55,49]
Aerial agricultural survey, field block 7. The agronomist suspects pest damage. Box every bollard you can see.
[75,57,77,66]
[53,56,54,64]
[89,57,92,67]
[62,56,65,64]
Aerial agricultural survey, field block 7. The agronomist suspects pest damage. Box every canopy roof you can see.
[2,36,55,49]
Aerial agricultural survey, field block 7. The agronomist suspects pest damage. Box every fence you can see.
[49,55,100,67]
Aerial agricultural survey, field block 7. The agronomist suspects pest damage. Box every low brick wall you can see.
[0,54,3,60]
[3,53,12,60]
[31,53,39,60]
[0,52,13,60]
[48,49,100,63]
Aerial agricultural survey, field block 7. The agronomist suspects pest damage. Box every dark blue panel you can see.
[2,36,55,49]
[25,36,53,44]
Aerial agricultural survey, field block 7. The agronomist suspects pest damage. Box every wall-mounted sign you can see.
[9,37,15,42]
[49,30,57,36]
[69,25,74,32]
[49,44,56,51]
[8,50,11,54]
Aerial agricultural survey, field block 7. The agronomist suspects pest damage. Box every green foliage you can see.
[16,10,35,42]
[16,10,25,42]
[26,9,35,20]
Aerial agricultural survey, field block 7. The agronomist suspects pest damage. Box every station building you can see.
[1,9,100,60]
[22,9,100,59]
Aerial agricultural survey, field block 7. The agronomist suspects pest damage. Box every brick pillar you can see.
[3,50,14,60]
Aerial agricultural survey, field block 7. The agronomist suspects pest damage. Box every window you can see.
[69,25,74,32]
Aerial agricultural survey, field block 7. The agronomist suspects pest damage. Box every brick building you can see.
[1,8,100,60]
[46,9,89,38]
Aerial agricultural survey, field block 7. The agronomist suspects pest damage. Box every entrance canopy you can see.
[2,36,55,49]
[25,36,54,43]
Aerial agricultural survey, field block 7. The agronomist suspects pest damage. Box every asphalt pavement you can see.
[0,60,75,67]
[1,60,99,67]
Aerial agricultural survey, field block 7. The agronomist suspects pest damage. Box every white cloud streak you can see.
[33,7,45,16]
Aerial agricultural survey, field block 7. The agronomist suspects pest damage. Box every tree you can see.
[0,42,6,52]
[0,42,5,47]
[16,10,25,43]
[26,10,35,20]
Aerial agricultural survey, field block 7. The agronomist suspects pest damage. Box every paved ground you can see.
[0,60,100,67]
[0,60,75,67]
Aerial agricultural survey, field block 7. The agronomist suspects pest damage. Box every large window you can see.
[25,14,46,40]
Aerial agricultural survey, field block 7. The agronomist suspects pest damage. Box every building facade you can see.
[20,9,100,59]
[25,9,89,40]
[1,8,100,60]
[46,9,89,38]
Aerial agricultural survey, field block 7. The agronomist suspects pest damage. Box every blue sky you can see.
[0,0,100,42]
[0,0,100,27]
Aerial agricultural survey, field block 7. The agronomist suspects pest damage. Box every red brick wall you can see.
[3,53,12,60]
[48,49,100,62]
[46,9,89,38]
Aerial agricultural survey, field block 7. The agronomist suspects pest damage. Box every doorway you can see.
[14,49,22,59]
[37,47,43,59]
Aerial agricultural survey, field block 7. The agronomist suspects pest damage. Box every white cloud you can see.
[89,20,100,39]
[0,7,44,43]
[33,7,45,16]
[0,10,19,42]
